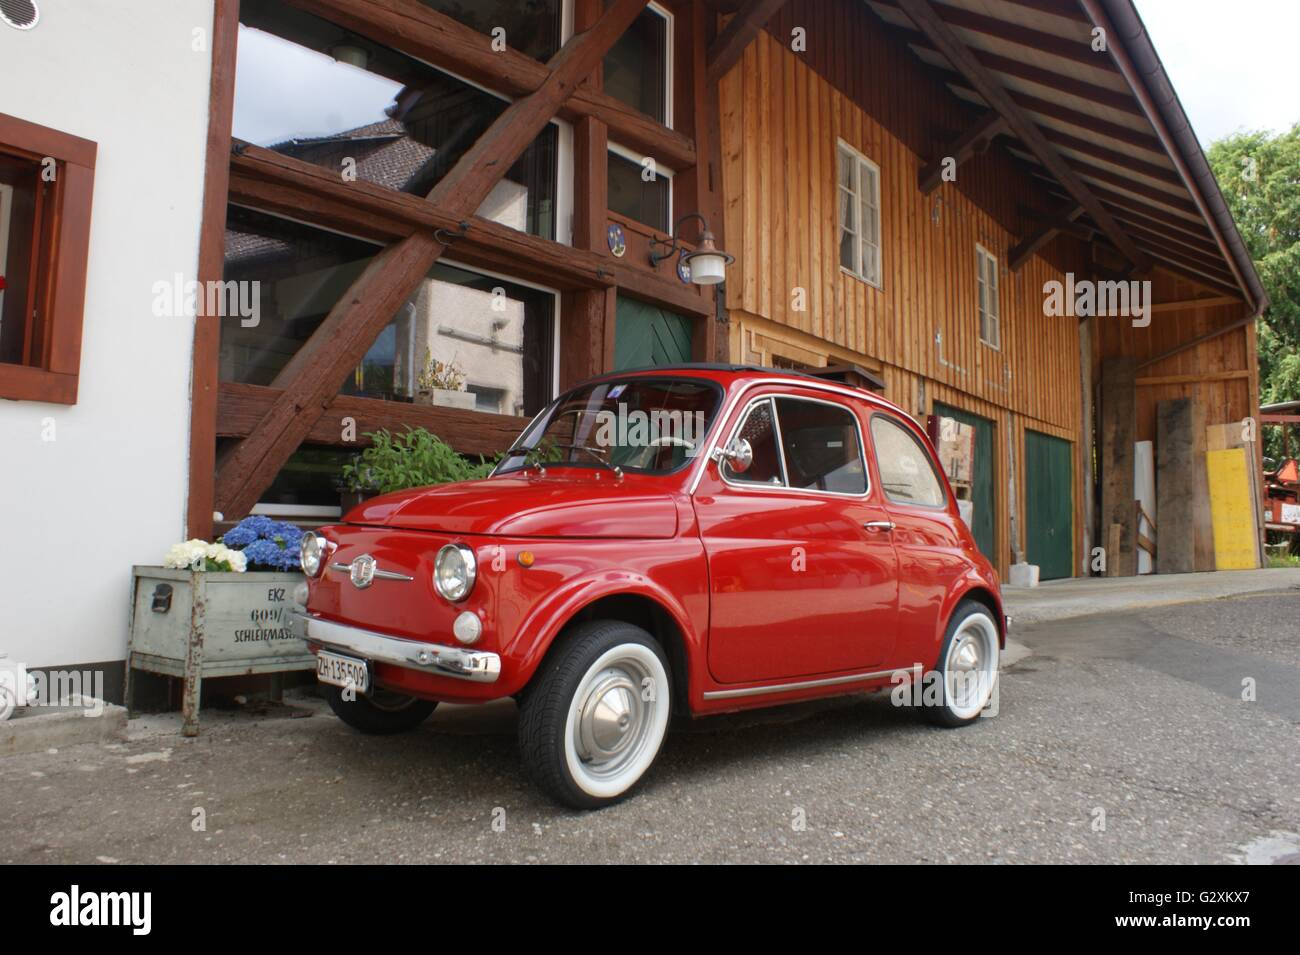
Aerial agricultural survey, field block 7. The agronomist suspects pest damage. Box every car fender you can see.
[503,570,703,682]
[934,570,1005,658]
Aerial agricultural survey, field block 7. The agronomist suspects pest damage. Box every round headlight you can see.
[434,544,477,602]
[300,534,327,577]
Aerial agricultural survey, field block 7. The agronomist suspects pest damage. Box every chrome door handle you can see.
[863,520,896,533]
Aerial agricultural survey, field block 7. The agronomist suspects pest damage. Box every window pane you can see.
[725,400,785,485]
[235,0,557,238]
[776,398,867,494]
[417,0,562,61]
[608,151,669,231]
[870,416,946,507]
[221,205,381,386]
[603,6,668,122]
[861,200,878,245]
[839,187,855,232]
[864,242,880,285]
[838,149,854,189]
[220,206,554,416]
[839,228,856,272]
[862,163,877,199]
[0,154,40,366]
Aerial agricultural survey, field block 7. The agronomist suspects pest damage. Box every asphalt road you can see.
[3,591,1298,864]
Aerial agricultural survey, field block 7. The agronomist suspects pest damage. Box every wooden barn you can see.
[0,0,1271,685]
[180,0,1266,581]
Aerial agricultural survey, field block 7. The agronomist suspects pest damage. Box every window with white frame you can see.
[976,244,1000,348]
[837,141,881,287]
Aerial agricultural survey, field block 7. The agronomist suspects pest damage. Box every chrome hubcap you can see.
[945,616,997,716]
[574,662,653,778]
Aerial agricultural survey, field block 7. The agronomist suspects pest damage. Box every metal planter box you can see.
[126,566,314,736]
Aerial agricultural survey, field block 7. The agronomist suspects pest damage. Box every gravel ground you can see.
[2,593,1297,864]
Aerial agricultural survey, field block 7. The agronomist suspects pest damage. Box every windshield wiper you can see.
[549,443,622,476]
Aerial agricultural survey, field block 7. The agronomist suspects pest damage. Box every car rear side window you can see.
[724,398,785,485]
[870,414,947,507]
[774,398,867,494]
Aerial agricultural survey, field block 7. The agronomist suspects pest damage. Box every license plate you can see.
[316,650,370,694]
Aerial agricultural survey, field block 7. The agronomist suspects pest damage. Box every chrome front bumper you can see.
[291,611,501,683]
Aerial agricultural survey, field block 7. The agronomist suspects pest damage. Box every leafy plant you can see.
[342,428,500,494]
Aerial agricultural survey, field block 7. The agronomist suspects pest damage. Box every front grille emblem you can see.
[349,554,377,589]
[329,554,415,588]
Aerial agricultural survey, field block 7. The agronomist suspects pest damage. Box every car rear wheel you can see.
[325,684,437,735]
[518,621,672,809]
[924,600,1000,727]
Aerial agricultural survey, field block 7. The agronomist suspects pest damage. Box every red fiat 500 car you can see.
[292,365,1004,808]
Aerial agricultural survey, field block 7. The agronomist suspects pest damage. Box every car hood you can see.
[343,473,680,539]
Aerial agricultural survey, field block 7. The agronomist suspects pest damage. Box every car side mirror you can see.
[715,437,753,474]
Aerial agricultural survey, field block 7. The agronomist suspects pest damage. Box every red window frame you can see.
[0,112,96,404]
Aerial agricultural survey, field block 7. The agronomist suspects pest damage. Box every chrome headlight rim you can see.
[300,534,327,578]
[434,543,477,602]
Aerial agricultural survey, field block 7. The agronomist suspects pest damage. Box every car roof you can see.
[582,363,912,420]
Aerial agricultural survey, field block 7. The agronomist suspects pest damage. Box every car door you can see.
[693,388,899,685]
[866,411,973,670]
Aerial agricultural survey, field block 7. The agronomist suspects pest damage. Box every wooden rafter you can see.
[707,0,790,83]
[282,0,694,170]
[878,0,1114,69]
[214,0,653,519]
[918,110,1006,194]
[1009,202,1082,270]
[896,0,1149,270]
[895,30,1144,117]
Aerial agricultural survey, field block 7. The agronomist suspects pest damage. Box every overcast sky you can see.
[1134,0,1298,145]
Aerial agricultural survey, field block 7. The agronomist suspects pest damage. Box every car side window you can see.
[724,399,785,485]
[774,398,867,494]
[870,414,947,507]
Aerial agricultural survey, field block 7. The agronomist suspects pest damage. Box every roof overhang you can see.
[864,0,1268,315]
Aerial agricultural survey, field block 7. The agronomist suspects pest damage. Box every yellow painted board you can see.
[1206,448,1259,570]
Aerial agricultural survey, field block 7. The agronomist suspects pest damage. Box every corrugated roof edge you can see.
[1091,0,1268,316]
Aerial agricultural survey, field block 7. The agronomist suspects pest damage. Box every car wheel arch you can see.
[517,586,697,713]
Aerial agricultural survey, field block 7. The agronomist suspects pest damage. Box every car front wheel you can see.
[924,600,1000,727]
[518,621,672,809]
[325,684,437,734]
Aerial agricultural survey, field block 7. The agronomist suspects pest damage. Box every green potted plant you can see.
[340,427,498,511]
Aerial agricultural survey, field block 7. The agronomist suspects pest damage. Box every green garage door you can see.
[614,296,694,370]
[934,403,996,564]
[1025,430,1073,580]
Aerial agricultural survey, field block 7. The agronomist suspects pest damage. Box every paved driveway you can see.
[2,591,1297,864]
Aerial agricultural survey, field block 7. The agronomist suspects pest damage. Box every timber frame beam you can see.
[214,0,654,520]
[282,0,695,170]
[707,0,790,83]
[226,144,711,316]
[919,110,1006,194]
[1008,202,1083,271]
[896,0,1150,271]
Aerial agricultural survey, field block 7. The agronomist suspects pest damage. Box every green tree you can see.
[1207,125,1300,408]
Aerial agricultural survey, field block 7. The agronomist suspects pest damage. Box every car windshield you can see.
[495,377,723,475]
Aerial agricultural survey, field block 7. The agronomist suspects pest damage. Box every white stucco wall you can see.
[0,1,214,667]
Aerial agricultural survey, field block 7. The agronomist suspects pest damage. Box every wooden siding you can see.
[720,29,1086,435]
[719,28,1089,576]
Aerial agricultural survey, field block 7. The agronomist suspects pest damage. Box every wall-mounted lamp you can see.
[649,213,734,286]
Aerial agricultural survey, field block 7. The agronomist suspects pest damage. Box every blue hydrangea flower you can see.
[221,516,306,570]
[240,538,301,571]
